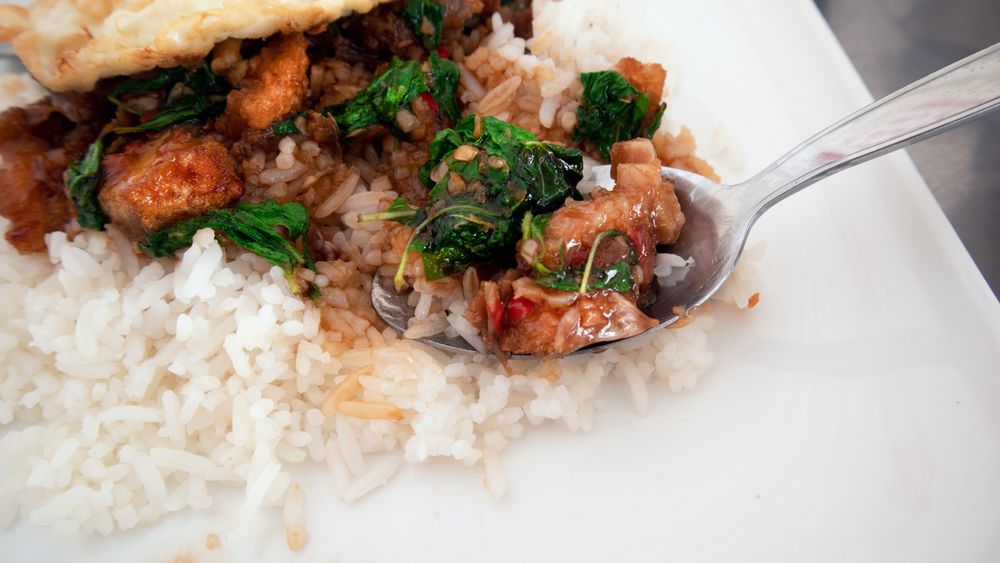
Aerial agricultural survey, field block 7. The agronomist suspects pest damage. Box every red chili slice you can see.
[139,109,158,123]
[437,46,449,58]
[419,92,440,115]
[505,296,536,325]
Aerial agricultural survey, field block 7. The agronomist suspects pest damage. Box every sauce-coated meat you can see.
[334,0,488,65]
[539,138,684,276]
[218,33,310,136]
[99,128,244,234]
[339,5,425,63]
[610,138,685,246]
[468,138,684,356]
[469,277,658,356]
[0,108,71,252]
[0,95,102,253]
[615,57,666,127]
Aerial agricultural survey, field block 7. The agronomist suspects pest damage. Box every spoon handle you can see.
[737,42,1000,215]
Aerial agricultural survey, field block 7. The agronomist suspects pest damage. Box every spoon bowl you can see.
[371,165,739,355]
[373,42,1000,355]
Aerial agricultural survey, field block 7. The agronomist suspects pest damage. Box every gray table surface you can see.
[816,0,999,297]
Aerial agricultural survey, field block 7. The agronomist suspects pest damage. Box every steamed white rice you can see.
[0,217,749,536]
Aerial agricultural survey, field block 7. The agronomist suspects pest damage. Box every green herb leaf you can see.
[114,63,230,134]
[113,97,225,134]
[66,135,109,230]
[420,116,582,210]
[401,0,444,52]
[642,101,667,139]
[573,70,666,161]
[390,197,514,287]
[183,62,230,98]
[521,211,551,243]
[427,54,460,123]
[375,116,582,284]
[422,116,537,182]
[272,112,305,134]
[139,200,310,274]
[511,141,584,210]
[108,67,187,112]
[327,58,427,136]
[597,261,636,293]
[324,56,460,138]
[535,260,634,293]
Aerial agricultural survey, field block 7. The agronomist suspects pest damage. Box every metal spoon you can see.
[373,42,1000,355]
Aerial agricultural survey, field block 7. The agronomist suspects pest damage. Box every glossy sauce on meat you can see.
[539,138,684,281]
[470,277,658,356]
[99,128,244,234]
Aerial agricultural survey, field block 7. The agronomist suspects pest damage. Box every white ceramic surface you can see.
[3,0,999,561]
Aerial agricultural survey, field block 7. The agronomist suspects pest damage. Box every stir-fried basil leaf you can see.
[67,63,231,230]
[325,55,459,137]
[272,112,305,134]
[421,197,516,281]
[113,97,225,134]
[140,200,310,274]
[66,136,109,230]
[115,63,230,133]
[302,243,322,300]
[401,0,445,52]
[421,115,535,184]
[427,55,461,123]
[140,214,214,256]
[643,102,667,139]
[420,115,583,211]
[511,142,584,210]
[327,58,426,136]
[182,62,230,98]
[573,70,666,161]
[534,260,634,293]
[108,67,186,111]
[520,211,551,244]
[364,116,582,287]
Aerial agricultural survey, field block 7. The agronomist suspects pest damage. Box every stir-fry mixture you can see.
[0,0,716,356]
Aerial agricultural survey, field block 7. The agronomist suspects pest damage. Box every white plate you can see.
[4,0,1000,561]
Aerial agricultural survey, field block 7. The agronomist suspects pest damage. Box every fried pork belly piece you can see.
[0,109,71,252]
[217,33,310,136]
[441,0,486,32]
[539,138,684,280]
[617,58,720,182]
[0,95,103,252]
[610,138,685,246]
[99,127,244,234]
